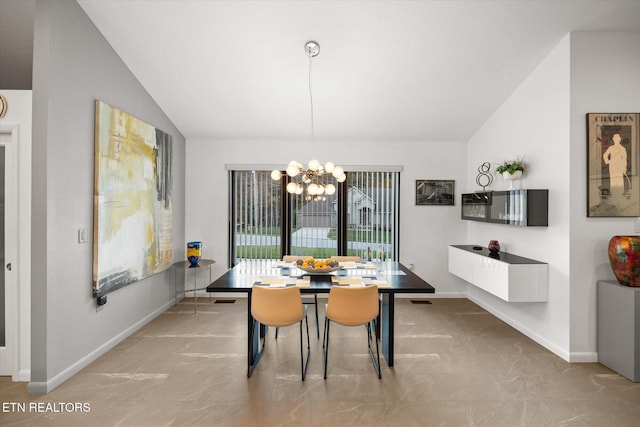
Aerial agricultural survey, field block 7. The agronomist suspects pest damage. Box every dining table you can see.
[206,259,435,375]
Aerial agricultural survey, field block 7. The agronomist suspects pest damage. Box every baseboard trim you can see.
[568,352,598,363]
[17,369,30,382]
[26,381,47,394]
[26,299,175,394]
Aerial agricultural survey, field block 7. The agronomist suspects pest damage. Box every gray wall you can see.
[29,0,185,392]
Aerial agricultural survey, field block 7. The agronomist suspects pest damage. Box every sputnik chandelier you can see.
[271,41,346,201]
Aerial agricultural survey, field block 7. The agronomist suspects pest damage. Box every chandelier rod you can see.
[307,42,316,158]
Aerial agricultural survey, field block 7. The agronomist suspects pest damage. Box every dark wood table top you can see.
[206,260,435,294]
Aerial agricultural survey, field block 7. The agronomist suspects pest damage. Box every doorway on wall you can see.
[0,123,18,378]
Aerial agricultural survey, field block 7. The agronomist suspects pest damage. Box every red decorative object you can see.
[488,240,500,253]
[608,236,640,287]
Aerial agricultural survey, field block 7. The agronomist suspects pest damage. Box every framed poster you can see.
[93,100,173,297]
[415,179,455,206]
[587,113,640,217]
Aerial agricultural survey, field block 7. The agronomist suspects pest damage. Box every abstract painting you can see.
[93,100,173,297]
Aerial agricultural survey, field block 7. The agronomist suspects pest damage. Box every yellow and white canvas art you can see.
[93,100,173,297]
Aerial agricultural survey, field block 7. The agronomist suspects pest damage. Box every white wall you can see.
[568,32,640,357]
[466,36,572,359]
[29,0,185,393]
[465,32,640,362]
[185,139,468,296]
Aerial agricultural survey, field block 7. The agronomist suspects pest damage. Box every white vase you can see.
[502,170,522,180]
[502,170,522,189]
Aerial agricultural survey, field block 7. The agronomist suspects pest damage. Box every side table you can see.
[173,259,215,313]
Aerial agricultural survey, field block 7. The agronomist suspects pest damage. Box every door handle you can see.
[6,263,11,271]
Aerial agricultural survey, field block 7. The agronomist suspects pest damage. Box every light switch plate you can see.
[78,228,88,243]
[635,219,640,234]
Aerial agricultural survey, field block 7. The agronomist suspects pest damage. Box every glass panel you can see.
[233,170,281,263]
[489,190,526,225]
[290,191,337,258]
[344,171,398,261]
[461,193,490,220]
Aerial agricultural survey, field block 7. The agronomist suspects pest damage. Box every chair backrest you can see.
[283,255,308,262]
[330,256,362,262]
[326,285,379,326]
[251,285,304,327]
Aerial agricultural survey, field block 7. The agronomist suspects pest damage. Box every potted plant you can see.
[495,157,526,180]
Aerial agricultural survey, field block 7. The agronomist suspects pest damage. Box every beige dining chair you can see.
[280,255,320,339]
[330,255,362,262]
[250,285,311,380]
[322,284,381,379]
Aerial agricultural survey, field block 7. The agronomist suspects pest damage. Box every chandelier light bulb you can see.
[271,169,282,181]
[296,184,304,194]
[286,164,299,177]
[307,183,319,195]
[308,159,320,171]
[337,173,346,183]
[325,184,336,195]
[317,185,325,195]
[332,166,344,178]
[324,162,335,173]
[287,182,299,194]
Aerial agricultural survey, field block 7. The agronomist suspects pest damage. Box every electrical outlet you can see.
[634,219,640,234]
[78,228,88,243]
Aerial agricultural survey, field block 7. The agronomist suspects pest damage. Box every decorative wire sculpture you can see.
[476,162,493,191]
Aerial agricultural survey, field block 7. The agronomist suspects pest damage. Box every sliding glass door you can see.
[230,168,399,265]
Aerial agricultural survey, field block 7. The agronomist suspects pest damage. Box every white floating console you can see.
[448,245,548,302]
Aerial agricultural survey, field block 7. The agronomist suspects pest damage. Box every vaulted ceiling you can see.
[8,1,640,142]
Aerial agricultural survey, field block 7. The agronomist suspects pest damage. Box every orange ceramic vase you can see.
[608,236,640,287]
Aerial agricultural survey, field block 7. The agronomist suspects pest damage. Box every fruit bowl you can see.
[297,265,342,274]
[293,257,341,274]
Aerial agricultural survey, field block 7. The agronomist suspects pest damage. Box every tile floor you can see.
[1,297,639,426]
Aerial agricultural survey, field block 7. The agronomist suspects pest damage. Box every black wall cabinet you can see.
[461,190,548,226]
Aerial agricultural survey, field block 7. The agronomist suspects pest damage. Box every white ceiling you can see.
[77,0,640,142]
